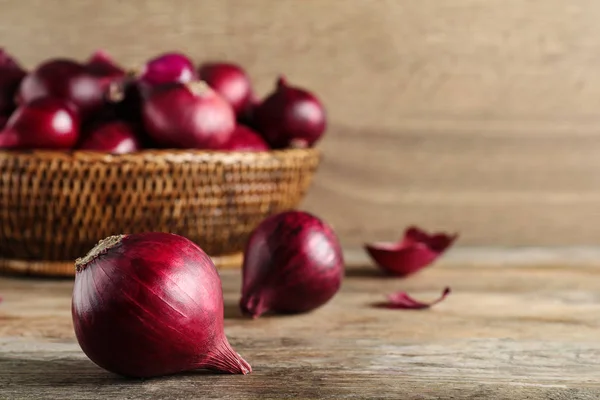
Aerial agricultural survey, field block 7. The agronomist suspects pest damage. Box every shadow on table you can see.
[223,301,246,320]
[0,356,233,387]
[344,267,385,278]
[0,357,127,387]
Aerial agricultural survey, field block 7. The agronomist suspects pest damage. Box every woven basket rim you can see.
[0,147,320,164]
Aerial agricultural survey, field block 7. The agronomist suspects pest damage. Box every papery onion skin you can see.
[198,62,253,117]
[78,121,141,154]
[218,124,269,152]
[18,59,106,117]
[375,287,452,310]
[0,97,79,149]
[142,81,235,149]
[240,211,344,318]
[72,232,251,378]
[254,76,326,149]
[365,226,458,277]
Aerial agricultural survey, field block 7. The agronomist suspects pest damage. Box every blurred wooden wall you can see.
[2,0,600,248]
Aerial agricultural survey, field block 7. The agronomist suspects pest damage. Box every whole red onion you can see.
[0,97,79,149]
[219,125,269,152]
[142,81,235,149]
[18,59,106,117]
[78,121,141,154]
[86,50,126,82]
[72,232,252,378]
[139,52,196,87]
[254,76,326,149]
[198,62,253,117]
[240,211,344,318]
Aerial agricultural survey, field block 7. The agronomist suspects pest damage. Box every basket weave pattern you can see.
[0,149,319,275]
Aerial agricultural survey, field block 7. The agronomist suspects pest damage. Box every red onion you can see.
[18,59,106,117]
[0,97,79,149]
[0,49,26,116]
[107,53,195,125]
[365,226,458,277]
[142,81,235,149]
[78,121,141,154]
[0,68,25,116]
[0,116,7,130]
[72,232,252,378]
[219,125,269,152]
[198,62,253,117]
[139,52,196,87]
[240,211,344,318]
[254,76,326,149]
[375,287,451,310]
[0,48,23,70]
[86,50,126,81]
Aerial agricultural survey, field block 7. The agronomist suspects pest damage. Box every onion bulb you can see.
[0,97,79,149]
[72,232,252,378]
[142,81,235,149]
[254,76,326,149]
[240,211,344,318]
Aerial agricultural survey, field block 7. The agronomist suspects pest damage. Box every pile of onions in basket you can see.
[0,48,327,153]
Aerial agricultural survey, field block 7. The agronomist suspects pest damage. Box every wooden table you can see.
[2,253,600,399]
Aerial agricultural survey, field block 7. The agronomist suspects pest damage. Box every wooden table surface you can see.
[2,254,600,399]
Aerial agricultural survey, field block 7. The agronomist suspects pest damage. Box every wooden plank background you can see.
[1,0,600,247]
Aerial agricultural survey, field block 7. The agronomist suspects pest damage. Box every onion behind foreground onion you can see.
[72,232,251,378]
[240,211,345,318]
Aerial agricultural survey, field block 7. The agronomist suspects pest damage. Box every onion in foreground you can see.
[72,232,252,378]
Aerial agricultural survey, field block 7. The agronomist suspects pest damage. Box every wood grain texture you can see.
[1,1,600,246]
[2,258,600,399]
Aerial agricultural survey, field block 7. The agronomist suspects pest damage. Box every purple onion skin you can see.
[240,211,344,318]
[72,232,251,378]
[254,77,326,149]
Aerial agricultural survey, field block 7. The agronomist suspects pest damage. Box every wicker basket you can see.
[0,148,320,277]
